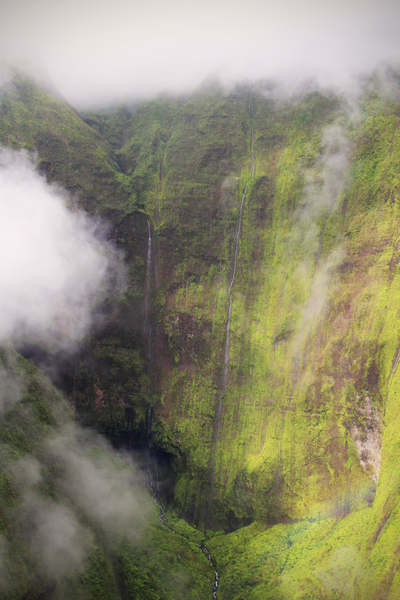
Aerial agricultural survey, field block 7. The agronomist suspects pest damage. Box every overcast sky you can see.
[1,0,400,107]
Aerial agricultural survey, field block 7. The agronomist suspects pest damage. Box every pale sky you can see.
[1,0,400,106]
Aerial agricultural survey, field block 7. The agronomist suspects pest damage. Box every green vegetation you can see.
[2,68,400,597]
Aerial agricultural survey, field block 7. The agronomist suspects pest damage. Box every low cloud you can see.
[22,497,94,582]
[2,425,149,591]
[0,149,146,592]
[290,122,349,349]
[1,0,400,107]
[47,425,148,542]
[0,365,26,416]
[0,148,122,349]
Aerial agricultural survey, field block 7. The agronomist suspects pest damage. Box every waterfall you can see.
[143,218,156,418]
[154,145,166,229]
[221,182,248,397]
[144,218,152,322]
[385,342,400,406]
[154,121,172,288]
[208,89,255,517]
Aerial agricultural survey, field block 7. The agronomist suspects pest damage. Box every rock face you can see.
[351,393,382,482]
[2,68,400,598]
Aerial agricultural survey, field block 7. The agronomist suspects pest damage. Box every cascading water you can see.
[291,225,326,389]
[154,145,166,229]
[144,219,152,320]
[200,545,219,599]
[385,342,400,406]
[144,219,154,371]
[143,217,157,441]
[208,89,255,515]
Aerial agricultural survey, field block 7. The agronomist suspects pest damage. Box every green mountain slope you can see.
[2,68,400,598]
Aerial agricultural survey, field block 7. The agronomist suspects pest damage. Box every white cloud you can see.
[0,149,117,346]
[0,0,399,106]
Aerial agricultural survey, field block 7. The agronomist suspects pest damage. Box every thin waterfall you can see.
[154,121,172,288]
[144,219,152,327]
[154,145,166,230]
[249,90,255,178]
[144,218,155,414]
[292,222,327,387]
[221,182,248,397]
[208,89,255,516]
[385,342,400,406]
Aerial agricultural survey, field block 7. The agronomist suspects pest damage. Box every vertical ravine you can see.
[208,89,255,518]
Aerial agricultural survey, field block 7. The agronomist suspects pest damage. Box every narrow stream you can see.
[145,457,219,598]
[249,89,255,178]
[208,89,255,514]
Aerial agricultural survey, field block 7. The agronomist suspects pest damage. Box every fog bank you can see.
[1,0,400,107]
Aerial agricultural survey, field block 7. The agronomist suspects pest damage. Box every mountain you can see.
[1,68,400,599]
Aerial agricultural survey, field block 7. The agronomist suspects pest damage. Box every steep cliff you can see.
[1,68,400,598]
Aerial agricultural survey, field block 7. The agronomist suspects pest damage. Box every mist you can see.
[1,427,148,592]
[0,148,123,349]
[0,148,149,593]
[1,0,400,107]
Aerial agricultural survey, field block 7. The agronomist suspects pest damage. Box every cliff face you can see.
[1,69,400,598]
